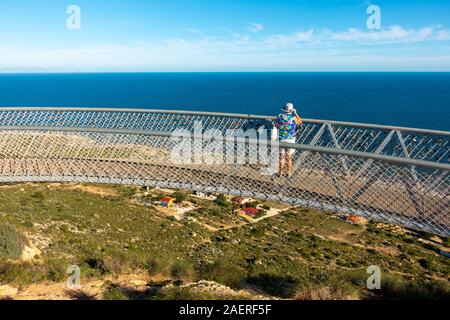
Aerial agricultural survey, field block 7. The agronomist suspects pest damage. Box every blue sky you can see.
[0,0,449,71]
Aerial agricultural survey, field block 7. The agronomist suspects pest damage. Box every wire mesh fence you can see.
[0,108,448,236]
[1,107,448,163]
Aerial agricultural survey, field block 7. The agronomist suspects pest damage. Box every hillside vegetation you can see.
[0,183,448,300]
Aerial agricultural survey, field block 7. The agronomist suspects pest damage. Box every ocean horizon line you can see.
[1,71,450,75]
[1,72,448,131]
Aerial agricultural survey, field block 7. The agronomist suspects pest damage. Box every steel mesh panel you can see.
[1,108,448,163]
[0,108,448,236]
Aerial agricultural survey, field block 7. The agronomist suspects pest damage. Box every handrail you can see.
[1,107,449,136]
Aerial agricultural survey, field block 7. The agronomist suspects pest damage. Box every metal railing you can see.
[0,107,448,236]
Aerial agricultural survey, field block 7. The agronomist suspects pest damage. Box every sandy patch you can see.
[253,208,283,223]
[65,184,118,197]
[155,205,196,221]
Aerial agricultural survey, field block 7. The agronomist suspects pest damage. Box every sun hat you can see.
[282,102,295,113]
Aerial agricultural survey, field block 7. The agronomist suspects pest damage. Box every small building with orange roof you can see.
[160,197,176,208]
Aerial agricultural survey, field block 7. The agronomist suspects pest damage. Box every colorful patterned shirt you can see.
[276,113,301,140]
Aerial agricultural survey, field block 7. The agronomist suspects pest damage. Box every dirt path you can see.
[215,207,294,231]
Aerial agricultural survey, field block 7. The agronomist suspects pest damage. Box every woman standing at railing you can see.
[275,103,303,177]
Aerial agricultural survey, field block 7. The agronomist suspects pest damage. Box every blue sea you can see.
[0,72,449,131]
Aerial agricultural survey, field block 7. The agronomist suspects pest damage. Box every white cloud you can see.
[435,29,450,41]
[247,22,264,33]
[261,25,450,49]
[1,25,449,71]
[264,29,315,47]
[185,28,204,35]
[233,33,251,43]
[327,25,448,43]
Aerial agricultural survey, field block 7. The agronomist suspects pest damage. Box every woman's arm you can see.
[293,110,303,125]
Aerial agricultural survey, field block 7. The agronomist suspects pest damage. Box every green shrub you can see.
[404,238,415,244]
[418,258,432,270]
[246,273,299,298]
[43,260,67,282]
[244,201,260,208]
[169,261,194,281]
[366,225,381,234]
[30,191,44,201]
[103,284,129,300]
[85,257,110,274]
[420,242,441,253]
[152,287,225,300]
[379,275,450,300]
[0,224,25,260]
[250,227,265,238]
[195,260,246,288]
[151,193,165,202]
[118,187,136,199]
[147,257,168,276]
[254,210,266,219]
[173,191,187,204]
[0,258,66,285]
[197,207,222,217]
[22,221,34,229]
[214,194,229,207]
[443,237,450,247]
[294,277,357,300]
[417,231,434,240]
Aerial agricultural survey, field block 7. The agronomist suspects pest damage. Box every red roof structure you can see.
[346,214,363,223]
[241,207,258,217]
[232,197,245,204]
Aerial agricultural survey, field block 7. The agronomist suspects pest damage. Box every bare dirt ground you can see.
[64,184,119,197]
